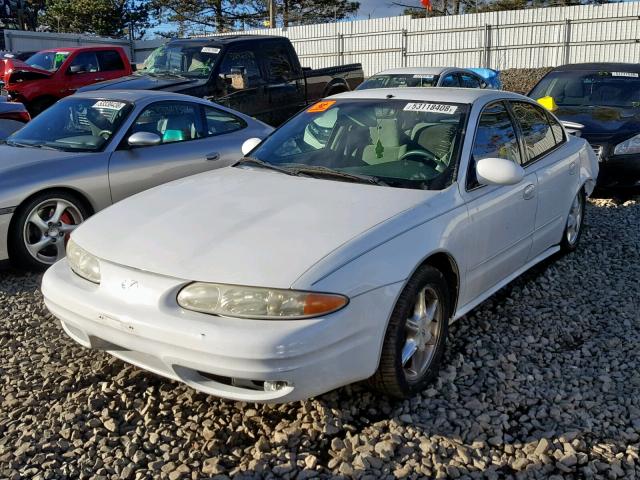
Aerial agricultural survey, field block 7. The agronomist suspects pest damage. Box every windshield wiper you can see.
[291,165,388,186]
[233,157,297,176]
[5,140,32,148]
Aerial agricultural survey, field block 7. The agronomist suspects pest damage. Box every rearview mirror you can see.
[560,120,584,136]
[241,137,262,156]
[476,157,525,186]
[128,132,161,147]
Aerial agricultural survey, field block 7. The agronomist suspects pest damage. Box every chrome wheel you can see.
[402,286,443,382]
[566,192,584,246]
[23,198,84,265]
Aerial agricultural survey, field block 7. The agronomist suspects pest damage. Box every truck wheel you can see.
[368,265,450,398]
[28,97,56,117]
[9,191,89,270]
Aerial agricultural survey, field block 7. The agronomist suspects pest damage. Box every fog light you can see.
[264,381,290,392]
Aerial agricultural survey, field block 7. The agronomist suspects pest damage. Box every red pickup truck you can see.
[1,46,132,116]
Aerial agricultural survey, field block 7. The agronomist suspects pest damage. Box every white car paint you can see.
[42,88,599,403]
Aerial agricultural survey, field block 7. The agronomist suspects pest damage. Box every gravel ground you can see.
[1,196,639,480]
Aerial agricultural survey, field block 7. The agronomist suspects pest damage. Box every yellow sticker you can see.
[307,100,336,113]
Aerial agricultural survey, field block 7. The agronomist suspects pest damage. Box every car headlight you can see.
[177,283,348,319]
[614,134,640,155]
[66,239,101,284]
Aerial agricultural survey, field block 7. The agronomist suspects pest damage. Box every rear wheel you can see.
[369,265,450,398]
[560,189,585,253]
[9,191,88,270]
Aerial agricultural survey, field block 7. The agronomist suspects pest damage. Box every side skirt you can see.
[451,245,560,323]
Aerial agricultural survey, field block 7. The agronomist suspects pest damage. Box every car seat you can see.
[412,123,457,172]
[162,115,197,143]
[362,118,407,165]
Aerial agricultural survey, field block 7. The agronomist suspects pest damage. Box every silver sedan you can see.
[0,90,273,269]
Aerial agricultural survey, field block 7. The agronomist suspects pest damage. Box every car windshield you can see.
[141,44,219,79]
[358,74,439,90]
[530,70,640,108]
[25,51,70,72]
[247,99,467,190]
[7,98,133,152]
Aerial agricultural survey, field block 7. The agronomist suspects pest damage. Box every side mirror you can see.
[241,137,262,156]
[128,132,161,147]
[68,65,86,74]
[561,120,584,136]
[476,157,525,186]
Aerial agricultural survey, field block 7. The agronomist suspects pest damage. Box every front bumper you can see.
[42,259,401,403]
[0,211,13,261]
[597,155,640,188]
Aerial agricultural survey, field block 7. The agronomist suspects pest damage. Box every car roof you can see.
[371,67,474,76]
[71,90,205,103]
[552,62,640,73]
[37,46,124,53]
[330,87,527,104]
[169,34,281,47]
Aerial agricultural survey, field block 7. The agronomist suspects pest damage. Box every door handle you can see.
[94,78,105,82]
[523,183,536,200]
[206,152,220,161]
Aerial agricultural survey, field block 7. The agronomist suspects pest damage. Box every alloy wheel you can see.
[566,192,584,246]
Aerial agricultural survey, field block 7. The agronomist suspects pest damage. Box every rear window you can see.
[358,74,438,90]
[97,50,125,71]
[530,70,640,108]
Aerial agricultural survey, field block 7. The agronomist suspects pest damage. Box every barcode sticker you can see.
[413,74,435,79]
[202,47,220,54]
[403,102,458,114]
[94,101,126,110]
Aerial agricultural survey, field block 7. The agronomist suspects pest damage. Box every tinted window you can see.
[440,74,459,87]
[204,106,246,136]
[265,43,294,81]
[219,49,262,90]
[358,74,438,90]
[460,73,480,88]
[142,44,218,79]
[97,50,125,71]
[130,102,202,145]
[546,111,565,145]
[510,101,557,162]
[469,102,521,188]
[70,52,99,73]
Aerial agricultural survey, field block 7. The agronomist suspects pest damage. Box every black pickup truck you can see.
[81,35,364,126]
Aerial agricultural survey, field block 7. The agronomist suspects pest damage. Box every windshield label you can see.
[403,102,458,114]
[201,47,220,54]
[307,100,336,113]
[611,71,639,78]
[413,74,435,79]
[94,100,126,110]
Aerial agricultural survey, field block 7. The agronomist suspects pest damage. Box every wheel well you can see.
[325,83,349,96]
[422,252,460,314]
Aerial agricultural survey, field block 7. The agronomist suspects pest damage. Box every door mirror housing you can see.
[476,157,525,186]
[241,137,262,156]
[128,132,162,147]
[68,65,86,74]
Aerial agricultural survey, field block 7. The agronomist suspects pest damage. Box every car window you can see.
[69,52,100,73]
[440,74,459,87]
[204,106,246,136]
[510,101,557,163]
[26,51,70,72]
[130,101,203,145]
[96,50,125,71]
[7,98,133,152]
[264,43,294,82]
[358,74,438,90]
[546,111,565,145]
[460,73,480,88]
[219,49,262,90]
[468,101,521,189]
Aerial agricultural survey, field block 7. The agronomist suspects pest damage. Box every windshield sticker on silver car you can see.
[403,103,458,114]
[412,74,435,79]
[94,100,127,110]
[611,72,639,78]
[201,47,220,54]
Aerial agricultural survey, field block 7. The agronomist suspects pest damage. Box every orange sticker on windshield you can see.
[307,100,336,113]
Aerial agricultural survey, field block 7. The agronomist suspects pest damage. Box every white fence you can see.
[3,2,640,75]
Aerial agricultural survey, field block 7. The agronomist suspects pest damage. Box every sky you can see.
[355,0,407,19]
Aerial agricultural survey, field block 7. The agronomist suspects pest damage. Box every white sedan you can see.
[42,88,598,403]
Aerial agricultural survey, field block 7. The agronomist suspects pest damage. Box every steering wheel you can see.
[399,149,440,169]
[98,130,112,140]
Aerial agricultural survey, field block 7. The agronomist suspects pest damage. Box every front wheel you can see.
[369,265,450,398]
[560,189,585,253]
[9,191,88,270]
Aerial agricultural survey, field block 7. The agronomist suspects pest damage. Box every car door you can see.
[459,101,538,304]
[215,46,270,122]
[108,100,237,203]
[95,50,128,82]
[262,40,306,125]
[509,101,579,259]
[63,51,103,95]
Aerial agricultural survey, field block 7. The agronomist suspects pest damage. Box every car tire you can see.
[27,97,56,117]
[9,191,89,270]
[560,188,585,253]
[369,265,450,398]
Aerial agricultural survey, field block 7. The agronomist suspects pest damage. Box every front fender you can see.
[580,141,599,195]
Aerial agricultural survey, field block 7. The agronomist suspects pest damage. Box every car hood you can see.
[79,73,205,93]
[555,105,640,144]
[3,59,53,79]
[73,167,431,288]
